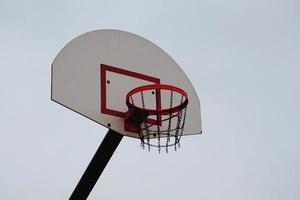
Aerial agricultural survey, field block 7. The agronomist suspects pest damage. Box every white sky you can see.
[0,0,299,199]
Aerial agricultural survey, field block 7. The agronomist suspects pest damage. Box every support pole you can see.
[69,129,123,200]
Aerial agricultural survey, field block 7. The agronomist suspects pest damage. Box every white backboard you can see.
[51,29,202,138]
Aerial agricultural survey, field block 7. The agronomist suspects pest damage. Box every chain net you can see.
[127,85,188,153]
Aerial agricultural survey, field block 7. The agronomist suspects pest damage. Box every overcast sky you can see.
[0,0,299,199]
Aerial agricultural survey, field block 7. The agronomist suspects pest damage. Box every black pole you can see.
[69,129,123,200]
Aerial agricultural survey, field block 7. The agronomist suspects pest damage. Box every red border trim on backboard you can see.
[100,64,161,118]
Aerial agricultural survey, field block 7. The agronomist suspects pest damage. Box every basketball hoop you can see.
[52,30,202,199]
[125,84,188,153]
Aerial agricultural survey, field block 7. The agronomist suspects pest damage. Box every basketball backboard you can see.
[51,29,202,139]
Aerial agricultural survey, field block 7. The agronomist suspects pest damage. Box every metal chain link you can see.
[177,106,187,149]
[174,94,184,150]
[140,91,151,151]
[157,125,161,153]
[140,91,145,108]
[166,91,173,153]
